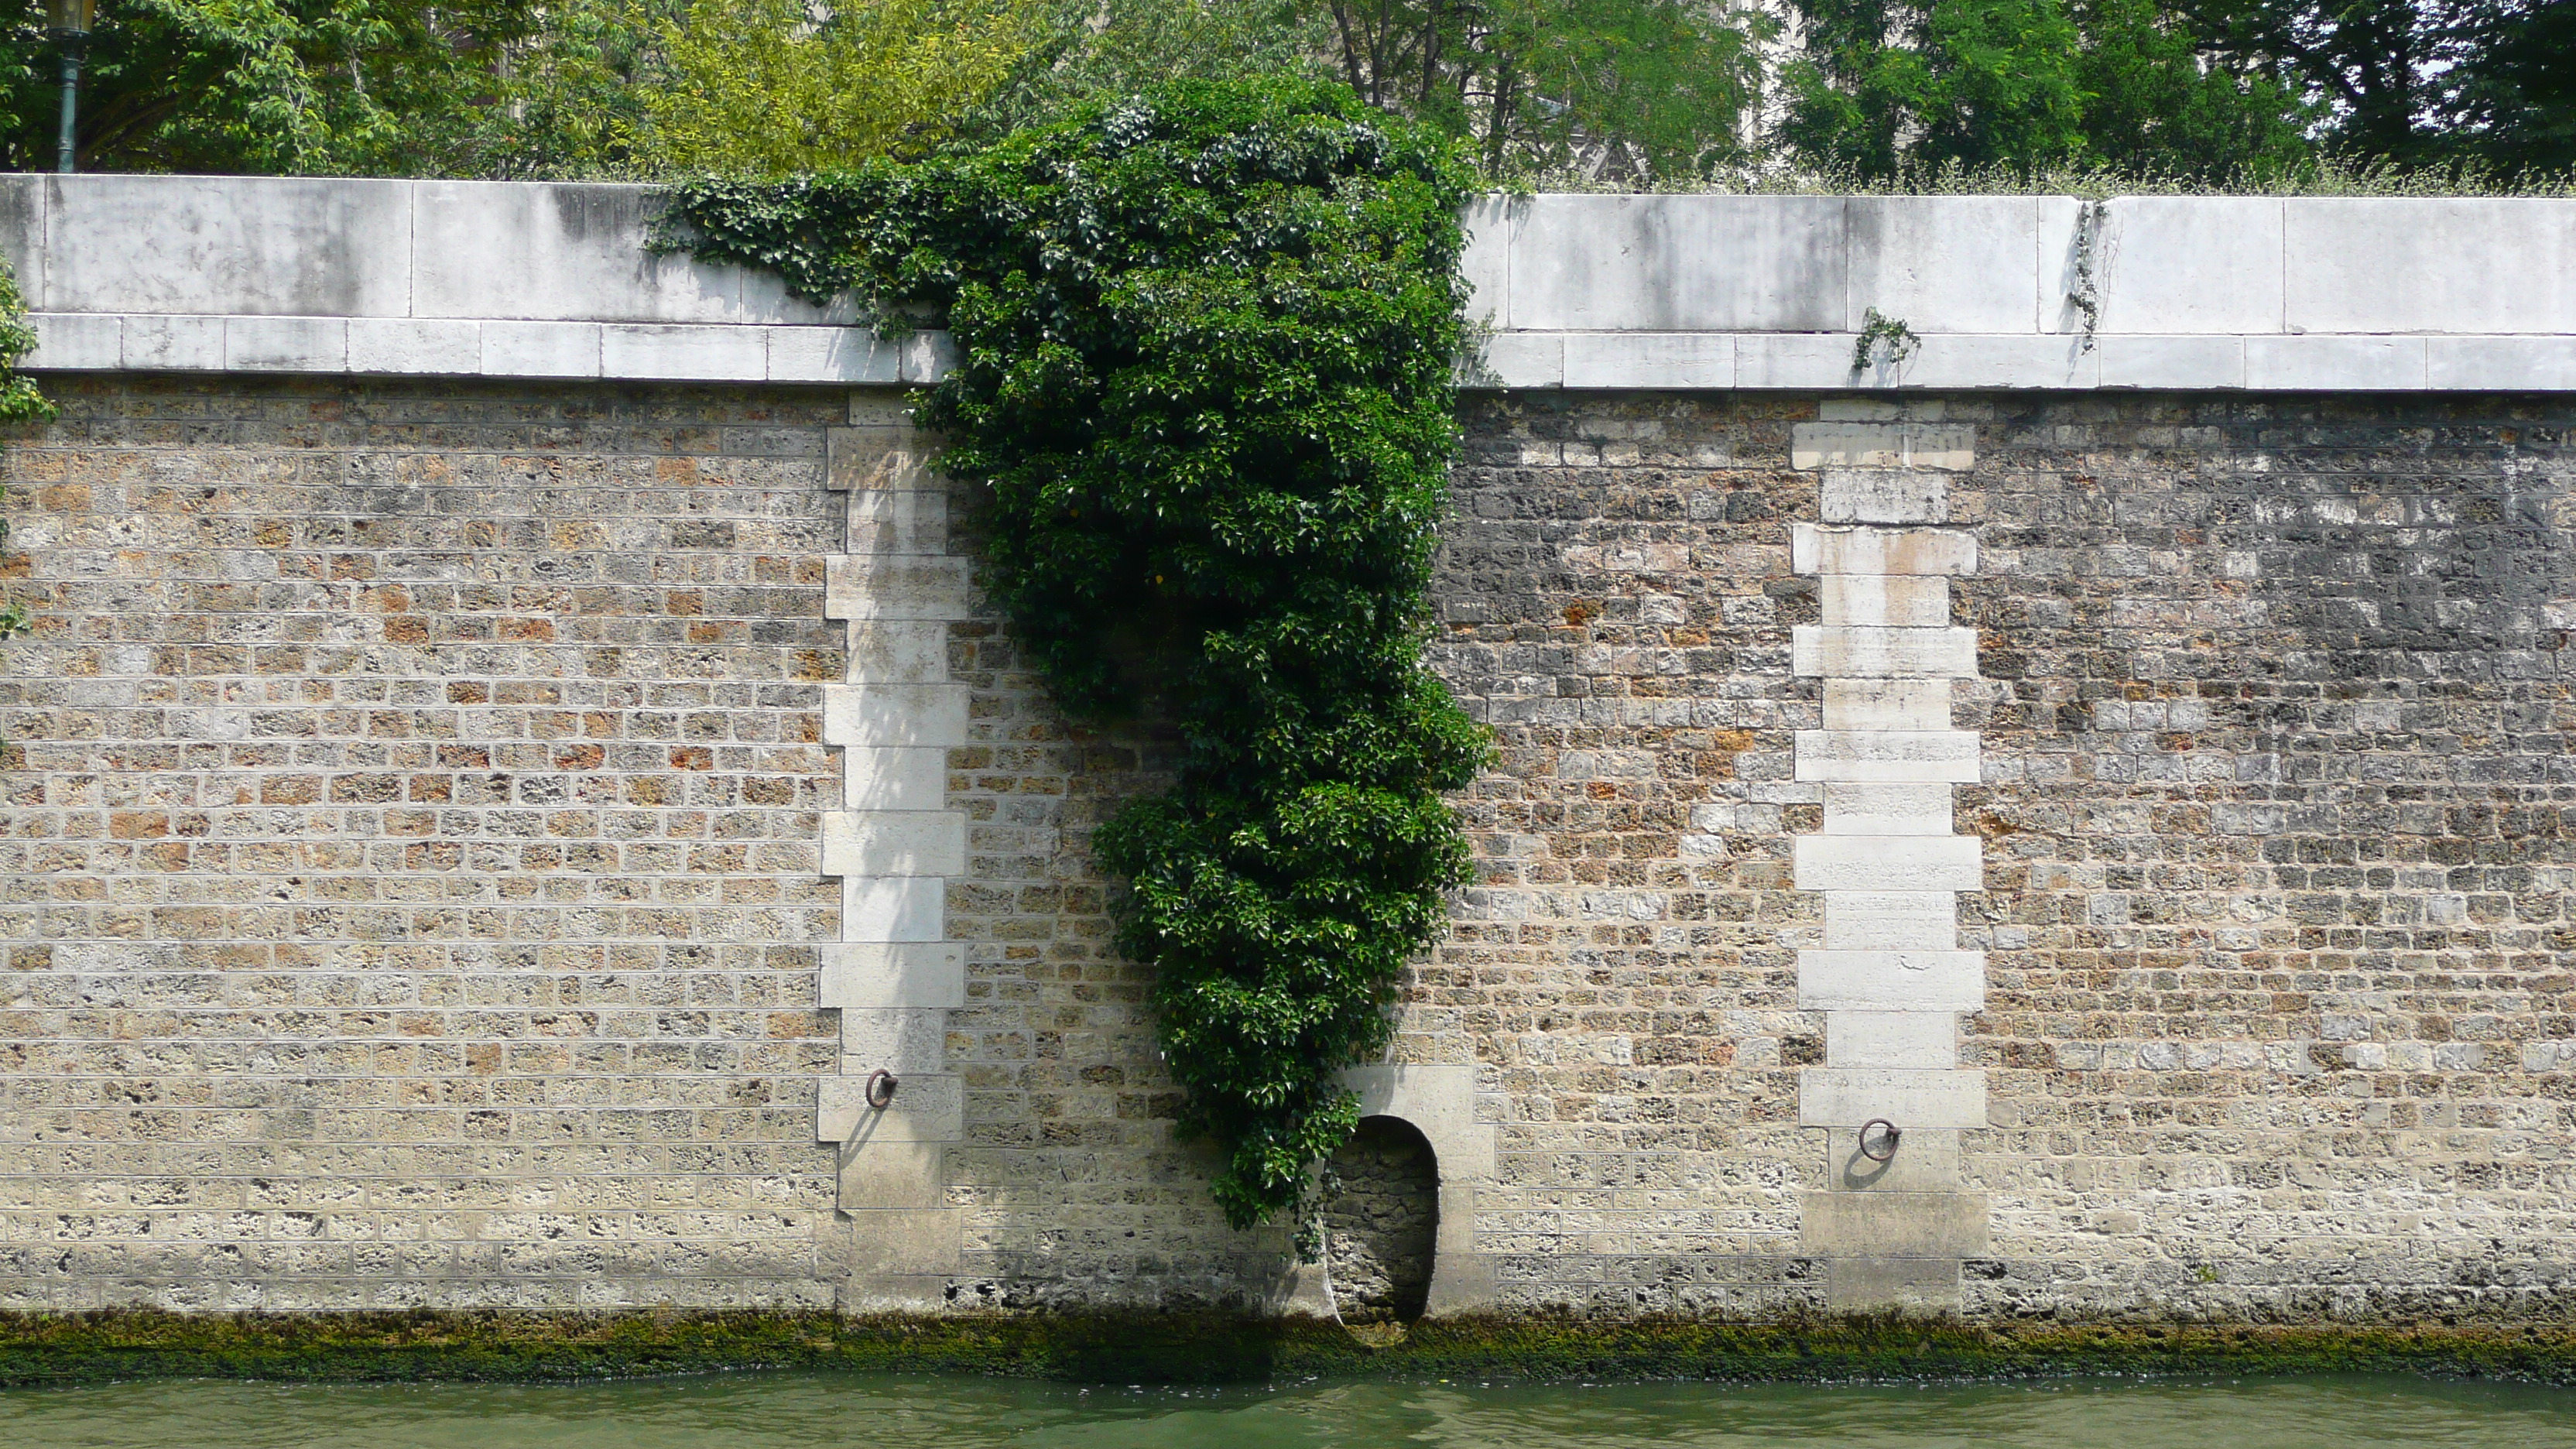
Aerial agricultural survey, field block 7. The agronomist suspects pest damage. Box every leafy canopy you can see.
[671,75,1488,1229]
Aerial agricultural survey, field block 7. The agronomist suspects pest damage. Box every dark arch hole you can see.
[1322,1115,1438,1327]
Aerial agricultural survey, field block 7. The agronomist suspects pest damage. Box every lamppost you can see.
[48,0,96,175]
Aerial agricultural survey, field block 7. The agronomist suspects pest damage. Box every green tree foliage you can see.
[670,77,1485,1230]
[1781,0,2315,177]
[0,0,535,173]
[2177,0,2574,175]
[1318,0,1769,179]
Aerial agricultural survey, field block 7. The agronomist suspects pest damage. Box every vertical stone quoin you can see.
[1788,402,1992,1312]
[813,395,973,1309]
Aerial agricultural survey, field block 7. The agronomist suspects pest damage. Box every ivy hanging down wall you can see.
[670,77,1488,1229]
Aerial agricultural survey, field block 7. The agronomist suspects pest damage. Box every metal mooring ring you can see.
[865,1069,899,1110]
[1858,1118,1902,1163]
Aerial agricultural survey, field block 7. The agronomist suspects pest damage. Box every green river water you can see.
[2,1372,2571,1448]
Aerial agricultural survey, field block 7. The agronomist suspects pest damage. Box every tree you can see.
[2178,0,2574,174]
[1315,0,1769,180]
[1780,0,2314,178]
[0,0,535,173]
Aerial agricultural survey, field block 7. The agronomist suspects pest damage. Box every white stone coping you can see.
[8,175,2574,390]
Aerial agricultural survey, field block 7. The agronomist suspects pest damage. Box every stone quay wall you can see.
[2,178,2574,1324]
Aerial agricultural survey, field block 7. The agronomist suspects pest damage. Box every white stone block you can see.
[1470,331,1561,389]
[1793,524,1976,577]
[0,176,42,305]
[348,318,480,375]
[772,327,902,383]
[480,320,600,378]
[825,556,975,621]
[1799,1067,1987,1129]
[24,313,118,370]
[2427,337,2576,390]
[1821,474,1948,528]
[1903,334,2098,390]
[1846,196,2040,334]
[1823,679,1951,731]
[821,810,966,878]
[2091,197,2283,334]
[225,316,348,372]
[1792,625,1979,679]
[1790,423,1977,471]
[820,940,965,1009]
[840,1007,949,1076]
[1821,575,1949,626]
[1822,783,1954,835]
[47,174,414,317]
[2244,335,2427,391]
[411,180,815,324]
[818,1071,962,1142]
[601,323,769,380]
[822,683,968,748]
[2284,198,2575,336]
[843,492,949,557]
[1340,1063,1495,1180]
[1800,951,1985,1012]
[1794,834,1982,893]
[1826,1011,1959,1069]
[1459,195,1515,324]
[837,1139,948,1211]
[1823,892,1956,951]
[1564,332,1734,389]
[1507,194,1848,332]
[122,315,224,371]
[2097,334,2246,389]
[1735,333,1864,389]
[827,427,936,492]
[841,876,946,942]
[902,330,959,382]
[843,746,948,812]
[1796,729,1980,782]
[846,621,951,683]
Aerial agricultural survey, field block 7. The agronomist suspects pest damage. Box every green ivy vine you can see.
[669,77,1487,1230]
[0,255,53,650]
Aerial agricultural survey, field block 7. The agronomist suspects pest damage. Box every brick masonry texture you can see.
[5,377,2576,1322]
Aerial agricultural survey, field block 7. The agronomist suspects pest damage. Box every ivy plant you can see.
[668,76,1487,1229]
[0,255,51,651]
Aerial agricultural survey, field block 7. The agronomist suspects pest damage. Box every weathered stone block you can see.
[1793,625,1979,679]
[1799,951,1984,1011]
[1793,834,1982,892]
[1793,524,1978,577]
[819,942,966,1010]
[820,810,966,878]
[1799,1069,1987,1129]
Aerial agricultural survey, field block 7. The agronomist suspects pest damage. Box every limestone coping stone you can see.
[9,176,2574,390]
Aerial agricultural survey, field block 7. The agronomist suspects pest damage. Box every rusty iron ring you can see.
[1858,1118,1902,1163]
[865,1069,899,1110]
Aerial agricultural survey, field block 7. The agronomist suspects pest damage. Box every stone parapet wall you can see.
[4,375,2574,1321]
[9,178,2574,393]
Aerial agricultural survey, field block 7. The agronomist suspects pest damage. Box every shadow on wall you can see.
[1322,1116,1440,1330]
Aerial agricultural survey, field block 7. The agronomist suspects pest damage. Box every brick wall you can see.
[6,377,2575,1322]
[0,377,848,1310]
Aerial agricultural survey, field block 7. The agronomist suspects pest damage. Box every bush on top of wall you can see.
[667,76,1487,1231]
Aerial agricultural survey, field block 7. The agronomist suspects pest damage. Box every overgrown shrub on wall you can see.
[669,77,1486,1229]
[0,258,52,653]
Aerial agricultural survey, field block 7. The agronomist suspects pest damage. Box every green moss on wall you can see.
[7,1310,2576,1387]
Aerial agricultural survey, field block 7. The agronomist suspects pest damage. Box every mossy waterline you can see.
[9,1310,2576,1386]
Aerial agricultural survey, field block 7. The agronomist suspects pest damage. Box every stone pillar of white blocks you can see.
[813,399,972,1309]
[1787,403,1992,1314]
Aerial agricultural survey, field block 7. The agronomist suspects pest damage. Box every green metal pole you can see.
[54,39,82,174]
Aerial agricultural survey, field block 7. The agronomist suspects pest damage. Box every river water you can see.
[2,1371,2571,1447]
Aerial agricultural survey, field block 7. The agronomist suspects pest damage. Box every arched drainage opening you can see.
[1321,1115,1438,1341]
